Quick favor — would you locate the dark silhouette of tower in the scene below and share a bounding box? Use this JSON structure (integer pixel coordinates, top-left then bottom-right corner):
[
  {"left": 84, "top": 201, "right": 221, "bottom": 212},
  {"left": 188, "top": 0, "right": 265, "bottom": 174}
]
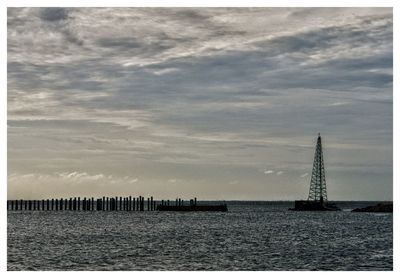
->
[{"left": 307, "top": 133, "right": 328, "bottom": 203}]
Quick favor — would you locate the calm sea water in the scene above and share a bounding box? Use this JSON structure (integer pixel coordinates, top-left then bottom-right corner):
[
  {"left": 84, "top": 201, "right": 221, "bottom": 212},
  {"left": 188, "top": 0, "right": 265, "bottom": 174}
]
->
[{"left": 7, "top": 201, "right": 392, "bottom": 271}]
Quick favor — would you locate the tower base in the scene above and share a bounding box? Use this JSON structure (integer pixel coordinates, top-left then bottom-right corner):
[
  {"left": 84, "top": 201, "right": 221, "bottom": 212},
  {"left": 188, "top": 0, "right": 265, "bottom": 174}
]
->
[{"left": 289, "top": 200, "right": 341, "bottom": 211}]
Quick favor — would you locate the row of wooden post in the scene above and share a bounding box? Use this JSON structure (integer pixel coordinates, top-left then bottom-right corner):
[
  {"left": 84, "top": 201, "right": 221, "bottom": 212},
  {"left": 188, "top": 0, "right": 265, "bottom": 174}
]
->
[
  {"left": 7, "top": 196, "right": 154, "bottom": 211},
  {"left": 7, "top": 196, "right": 198, "bottom": 211}
]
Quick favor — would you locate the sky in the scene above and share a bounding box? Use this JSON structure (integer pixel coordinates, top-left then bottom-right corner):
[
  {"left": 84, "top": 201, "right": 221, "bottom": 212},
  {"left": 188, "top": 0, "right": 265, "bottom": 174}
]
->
[{"left": 7, "top": 8, "right": 393, "bottom": 200}]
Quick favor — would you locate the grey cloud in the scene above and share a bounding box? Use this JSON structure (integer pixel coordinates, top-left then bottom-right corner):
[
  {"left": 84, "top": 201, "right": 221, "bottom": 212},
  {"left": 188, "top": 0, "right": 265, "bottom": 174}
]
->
[
  {"left": 39, "top": 8, "right": 69, "bottom": 22},
  {"left": 7, "top": 8, "right": 393, "bottom": 200}
]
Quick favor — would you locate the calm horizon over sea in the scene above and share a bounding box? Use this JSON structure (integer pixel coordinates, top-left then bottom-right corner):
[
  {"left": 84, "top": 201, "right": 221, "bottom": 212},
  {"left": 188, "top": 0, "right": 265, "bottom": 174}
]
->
[{"left": 7, "top": 201, "right": 392, "bottom": 271}]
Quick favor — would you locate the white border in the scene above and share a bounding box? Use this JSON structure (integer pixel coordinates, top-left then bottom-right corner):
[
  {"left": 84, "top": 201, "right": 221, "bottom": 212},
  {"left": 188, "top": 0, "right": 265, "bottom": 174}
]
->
[{"left": 1, "top": 0, "right": 397, "bottom": 276}]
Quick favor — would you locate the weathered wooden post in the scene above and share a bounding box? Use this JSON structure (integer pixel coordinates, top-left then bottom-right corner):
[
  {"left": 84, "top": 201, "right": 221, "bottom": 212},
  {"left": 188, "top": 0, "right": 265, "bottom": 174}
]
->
[
  {"left": 51, "top": 199, "right": 54, "bottom": 210},
  {"left": 55, "top": 199, "right": 58, "bottom": 210},
  {"left": 132, "top": 197, "right": 135, "bottom": 211},
  {"left": 194, "top": 197, "right": 197, "bottom": 206},
  {"left": 175, "top": 198, "right": 178, "bottom": 206},
  {"left": 91, "top": 197, "right": 94, "bottom": 211},
  {"left": 128, "top": 196, "right": 131, "bottom": 211},
  {"left": 102, "top": 197, "right": 105, "bottom": 211},
  {"left": 141, "top": 196, "right": 145, "bottom": 211},
  {"left": 60, "top": 198, "right": 63, "bottom": 210},
  {"left": 46, "top": 199, "right": 49, "bottom": 211},
  {"left": 77, "top": 197, "right": 80, "bottom": 210},
  {"left": 167, "top": 200, "right": 170, "bottom": 206},
  {"left": 150, "top": 196, "right": 154, "bottom": 211},
  {"left": 96, "top": 198, "right": 100, "bottom": 211},
  {"left": 69, "top": 198, "right": 72, "bottom": 210}
]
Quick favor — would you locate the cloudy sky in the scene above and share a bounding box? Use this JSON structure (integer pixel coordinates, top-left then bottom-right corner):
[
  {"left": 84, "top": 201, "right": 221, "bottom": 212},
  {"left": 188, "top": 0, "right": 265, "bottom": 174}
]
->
[{"left": 8, "top": 8, "right": 392, "bottom": 200}]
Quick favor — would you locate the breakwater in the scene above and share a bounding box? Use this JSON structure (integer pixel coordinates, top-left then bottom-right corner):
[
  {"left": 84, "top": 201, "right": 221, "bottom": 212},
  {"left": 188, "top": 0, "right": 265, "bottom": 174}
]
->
[{"left": 7, "top": 197, "right": 227, "bottom": 212}]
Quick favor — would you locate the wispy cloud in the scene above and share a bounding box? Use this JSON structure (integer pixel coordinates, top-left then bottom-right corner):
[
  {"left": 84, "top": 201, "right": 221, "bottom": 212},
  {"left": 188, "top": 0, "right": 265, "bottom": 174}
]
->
[{"left": 7, "top": 8, "right": 393, "bottom": 200}]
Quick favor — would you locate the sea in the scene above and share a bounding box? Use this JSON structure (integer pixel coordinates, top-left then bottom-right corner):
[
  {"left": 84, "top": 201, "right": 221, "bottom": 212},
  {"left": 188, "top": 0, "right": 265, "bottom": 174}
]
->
[{"left": 7, "top": 201, "right": 393, "bottom": 271}]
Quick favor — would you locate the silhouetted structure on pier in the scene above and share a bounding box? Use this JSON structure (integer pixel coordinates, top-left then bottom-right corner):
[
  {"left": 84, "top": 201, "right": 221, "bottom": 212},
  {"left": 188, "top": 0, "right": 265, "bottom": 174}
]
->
[
  {"left": 291, "top": 134, "right": 340, "bottom": 211},
  {"left": 157, "top": 197, "right": 227, "bottom": 212},
  {"left": 7, "top": 196, "right": 228, "bottom": 212}
]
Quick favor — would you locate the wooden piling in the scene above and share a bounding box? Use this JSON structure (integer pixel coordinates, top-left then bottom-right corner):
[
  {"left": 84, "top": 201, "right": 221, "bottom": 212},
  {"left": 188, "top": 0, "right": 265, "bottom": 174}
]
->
[
  {"left": 129, "top": 196, "right": 132, "bottom": 211},
  {"left": 194, "top": 197, "right": 197, "bottom": 206},
  {"left": 150, "top": 196, "right": 154, "bottom": 211}
]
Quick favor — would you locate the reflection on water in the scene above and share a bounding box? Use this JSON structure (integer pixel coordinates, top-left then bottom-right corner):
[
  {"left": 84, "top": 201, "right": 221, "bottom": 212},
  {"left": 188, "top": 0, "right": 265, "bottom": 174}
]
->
[{"left": 7, "top": 202, "right": 392, "bottom": 270}]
